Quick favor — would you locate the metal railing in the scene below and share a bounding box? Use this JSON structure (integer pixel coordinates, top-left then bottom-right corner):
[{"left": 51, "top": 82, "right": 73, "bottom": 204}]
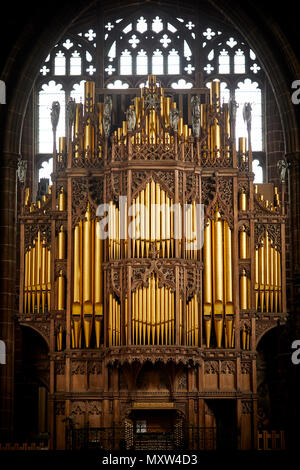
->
[{"left": 66, "top": 425, "right": 237, "bottom": 451}]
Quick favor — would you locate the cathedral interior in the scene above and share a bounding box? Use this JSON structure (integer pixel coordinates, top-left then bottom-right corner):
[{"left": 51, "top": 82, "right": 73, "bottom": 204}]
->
[{"left": 0, "top": 0, "right": 300, "bottom": 453}]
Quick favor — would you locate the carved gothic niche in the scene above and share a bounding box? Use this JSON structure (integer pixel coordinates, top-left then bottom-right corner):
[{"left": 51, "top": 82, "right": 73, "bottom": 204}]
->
[
  {"left": 55, "top": 401, "right": 65, "bottom": 416},
  {"left": 238, "top": 180, "right": 250, "bottom": 197},
  {"left": 106, "top": 172, "right": 121, "bottom": 204},
  {"left": 71, "top": 361, "right": 86, "bottom": 375},
  {"left": 201, "top": 177, "right": 216, "bottom": 208},
  {"left": 242, "top": 400, "right": 253, "bottom": 414},
  {"left": 108, "top": 268, "right": 122, "bottom": 298},
  {"left": 241, "top": 361, "right": 252, "bottom": 374},
  {"left": 24, "top": 224, "right": 51, "bottom": 249},
  {"left": 204, "top": 360, "right": 219, "bottom": 374},
  {"left": 87, "top": 175, "right": 104, "bottom": 208},
  {"left": 55, "top": 361, "right": 66, "bottom": 375},
  {"left": 186, "top": 267, "right": 201, "bottom": 298},
  {"left": 55, "top": 260, "right": 67, "bottom": 279},
  {"left": 176, "top": 370, "right": 188, "bottom": 391},
  {"left": 254, "top": 223, "right": 281, "bottom": 250},
  {"left": 238, "top": 220, "right": 250, "bottom": 234},
  {"left": 131, "top": 260, "right": 176, "bottom": 293},
  {"left": 220, "top": 360, "right": 236, "bottom": 374},
  {"left": 88, "top": 361, "right": 102, "bottom": 375},
  {"left": 202, "top": 176, "right": 233, "bottom": 228},
  {"left": 131, "top": 170, "right": 175, "bottom": 200},
  {"left": 186, "top": 172, "right": 199, "bottom": 203},
  {"left": 239, "top": 262, "right": 251, "bottom": 278},
  {"left": 72, "top": 177, "right": 89, "bottom": 226},
  {"left": 71, "top": 401, "right": 86, "bottom": 416},
  {"left": 87, "top": 401, "right": 102, "bottom": 416},
  {"left": 72, "top": 177, "right": 100, "bottom": 227},
  {"left": 240, "top": 319, "right": 251, "bottom": 330}
]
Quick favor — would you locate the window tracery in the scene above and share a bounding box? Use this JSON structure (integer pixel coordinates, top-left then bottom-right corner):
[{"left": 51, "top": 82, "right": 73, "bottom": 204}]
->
[{"left": 35, "top": 9, "right": 266, "bottom": 182}]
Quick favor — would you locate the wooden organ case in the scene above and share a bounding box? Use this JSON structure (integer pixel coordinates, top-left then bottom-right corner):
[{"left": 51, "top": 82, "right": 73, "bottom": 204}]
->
[{"left": 18, "top": 76, "right": 287, "bottom": 450}]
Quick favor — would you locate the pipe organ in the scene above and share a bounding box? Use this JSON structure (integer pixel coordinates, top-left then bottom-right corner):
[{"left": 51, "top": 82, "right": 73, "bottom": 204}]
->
[{"left": 18, "top": 75, "right": 287, "bottom": 450}]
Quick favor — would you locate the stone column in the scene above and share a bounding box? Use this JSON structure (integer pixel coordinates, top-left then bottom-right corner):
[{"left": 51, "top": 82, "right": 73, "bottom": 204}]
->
[{"left": 0, "top": 151, "right": 18, "bottom": 440}]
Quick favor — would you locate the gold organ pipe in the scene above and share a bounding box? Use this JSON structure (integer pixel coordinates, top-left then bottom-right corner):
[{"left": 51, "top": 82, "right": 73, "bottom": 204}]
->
[
  {"left": 274, "top": 245, "right": 278, "bottom": 313},
  {"left": 132, "top": 290, "right": 135, "bottom": 345},
  {"left": 239, "top": 226, "right": 248, "bottom": 259},
  {"left": 58, "top": 137, "right": 66, "bottom": 154},
  {"left": 94, "top": 220, "right": 103, "bottom": 347},
  {"left": 138, "top": 286, "right": 143, "bottom": 345},
  {"left": 57, "top": 325, "right": 63, "bottom": 352},
  {"left": 24, "top": 250, "right": 28, "bottom": 313},
  {"left": 171, "top": 290, "right": 175, "bottom": 345},
  {"left": 183, "top": 124, "right": 189, "bottom": 143},
  {"left": 239, "top": 137, "right": 247, "bottom": 162},
  {"left": 140, "top": 189, "right": 145, "bottom": 258},
  {"left": 135, "top": 195, "right": 140, "bottom": 258},
  {"left": 36, "top": 231, "right": 41, "bottom": 313},
  {"left": 171, "top": 198, "right": 174, "bottom": 258},
  {"left": 150, "top": 180, "right": 156, "bottom": 244},
  {"left": 57, "top": 270, "right": 65, "bottom": 310},
  {"left": 264, "top": 231, "right": 270, "bottom": 312},
  {"left": 240, "top": 269, "right": 248, "bottom": 310},
  {"left": 164, "top": 97, "right": 170, "bottom": 127},
  {"left": 123, "top": 120, "right": 127, "bottom": 145},
  {"left": 155, "top": 277, "right": 160, "bottom": 344},
  {"left": 165, "top": 285, "right": 169, "bottom": 345},
  {"left": 27, "top": 246, "right": 32, "bottom": 313},
  {"left": 155, "top": 183, "right": 161, "bottom": 253},
  {"left": 125, "top": 297, "right": 128, "bottom": 345},
  {"left": 74, "top": 103, "right": 83, "bottom": 157},
  {"left": 258, "top": 240, "right": 265, "bottom": 311},
  {"left": 142, "top": 284, "right": 147, "bottom": 344},
  {"left": 160, "top": 189, "right": 165, "bottom": 257},
  {"left": 98, "top": 102, "right": 104, "bottom": 138},
  {"left": 57, "top": 225, "right": 66, "bottom": 259},
  {"left": 165, "top": 195, "right": 170, "bottom": 258},
  {"left": 195, "top": 295, "right": 199, "bottom": 346},
  {"left": 213, "top": 207, "right": 224, "bottom": 313},
  {"left": 213, "top": 206, "right": 223, "bottom": 347},
  {"left": 47, "top": 247, "right": 51, "bottom": 312},
  {"left": 108, "top": 293, "right": 113, "bottom": 346},
  {"left": 178, "top": 117, "right": 183, "bottom": 137},
  {"left": 278, "top": 250, "right": 282, "bottom": 311},
  {"left": 72, "top": 222, "right": 82, "bottom": 348},
  {"left": 147, "top": 280, "right": 151, "bottom": 344},
  {"left": 204, "top": 220, "right": 212, "bottom": 347},
  {"left": 151, "top": 275, "right": 155, "bottom": 344},
  {"left": 210, "top": 81, "right": 221, "bottom": 108},
  {"left": 239, "top": 190, "right": 247, "bottom": 211},
  {"left": 145, "top": 182, "right": 150, "bottom": 257},
  {"left": 161, "top": 286, "right": 165, "bottom": 344},
  {"left": 58, "top": 187, "right": 66, "bottom": 211},
  {"left": 31, "top": 241, "right": 36, "bottom": 313},
  {"left": 131, "top": 198, "right": 136, "bottom": 258},
  {"left": 84, "top": 81, "right": 95, "bottom": 158},
  {"left": 269, "top": 243, "right": 274, "bottom": 312},
  {"left": 224, "top": 221, "right": 233, "bottom": 347},
  {"left": 255, "top": 248, "right": 259, "bottom": 310},
  {"left": 242, "top": 324, "right": 247, "bottom": 350}
]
